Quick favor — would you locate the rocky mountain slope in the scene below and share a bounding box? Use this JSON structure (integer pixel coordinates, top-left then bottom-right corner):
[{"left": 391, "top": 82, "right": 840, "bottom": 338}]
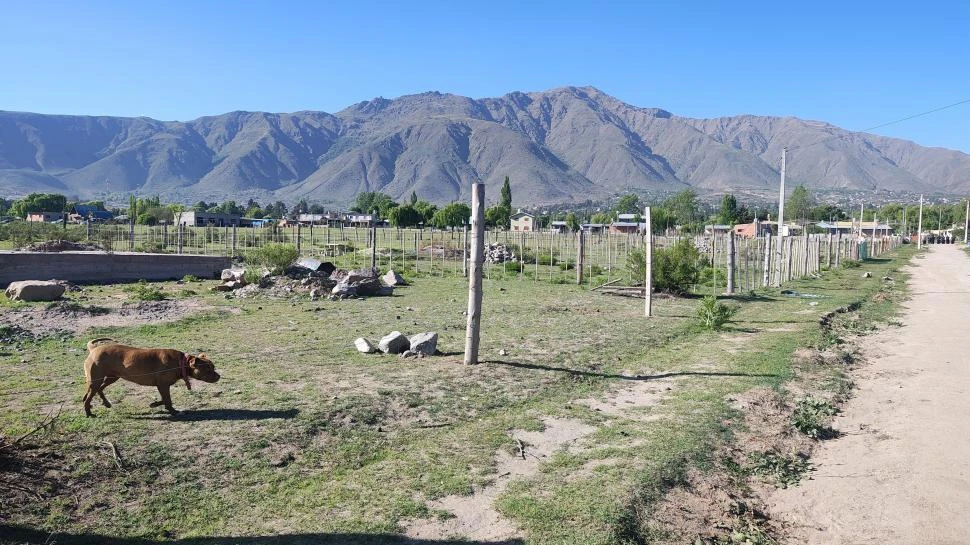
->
[{"left": 2, "top": 86, "right": 968, "bottom": 205}]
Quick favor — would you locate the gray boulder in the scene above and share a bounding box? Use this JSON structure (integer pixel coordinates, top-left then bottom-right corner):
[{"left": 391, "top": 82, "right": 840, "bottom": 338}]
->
[
  {"left": 221, "top": 268, "right": 246, "bottom": 282},
  {"left": 409, "top": 332, "right": 438, "bottom": 356},
  {"left": 382, "top": 270, "right": 406, "bottom": 286},
  {"left": 5, "top": 280, "right": 66, "bottom": 302},
  {"left": 354, "top": 337, "right": 376, "bottom": 354},
  {"left": 379, "top": 331, "right": 410, "bottom": 354},
  {"left": 331, "top": 283, "right": 357, "bottom": 298}
]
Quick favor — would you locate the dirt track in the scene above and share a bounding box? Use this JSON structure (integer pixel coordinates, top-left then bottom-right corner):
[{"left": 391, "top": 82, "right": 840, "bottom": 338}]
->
[{"left": 770, "top": 245, "right": 970, "bottom": 544}]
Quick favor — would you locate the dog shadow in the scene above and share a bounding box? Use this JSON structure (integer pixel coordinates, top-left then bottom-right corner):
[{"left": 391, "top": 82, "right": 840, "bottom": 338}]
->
[{"left": 131, "top": 408, "right": 299, "bottom": 421}]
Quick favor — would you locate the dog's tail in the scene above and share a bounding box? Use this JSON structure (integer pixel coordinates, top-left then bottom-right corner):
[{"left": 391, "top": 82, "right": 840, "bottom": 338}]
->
[{"left": 86, "top": 338, "right": 116, "bottom": 351}]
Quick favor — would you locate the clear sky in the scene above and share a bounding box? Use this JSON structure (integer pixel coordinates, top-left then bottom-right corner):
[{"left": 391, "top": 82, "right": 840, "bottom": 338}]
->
[{"left": 2, "top": 0, "right": 968, "bottom": 151}]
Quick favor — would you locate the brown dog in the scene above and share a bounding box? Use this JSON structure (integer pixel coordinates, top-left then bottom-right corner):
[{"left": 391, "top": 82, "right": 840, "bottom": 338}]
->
[{"left": 82, "top": 338, "right": 220, "bottom": 417}]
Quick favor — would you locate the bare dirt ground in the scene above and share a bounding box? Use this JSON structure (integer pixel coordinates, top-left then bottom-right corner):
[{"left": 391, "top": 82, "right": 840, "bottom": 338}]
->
[
  {"left": 770, "top": 245, "right": 970, "bottom": 544},
  {"left": 0, "top": 298, "right": 215, "bottom": 338}
]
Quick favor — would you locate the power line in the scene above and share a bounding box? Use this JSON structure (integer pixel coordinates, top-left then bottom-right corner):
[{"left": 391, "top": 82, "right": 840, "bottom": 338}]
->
[{"left": 789, "top": 97, "right": 970, "bottom": 152}]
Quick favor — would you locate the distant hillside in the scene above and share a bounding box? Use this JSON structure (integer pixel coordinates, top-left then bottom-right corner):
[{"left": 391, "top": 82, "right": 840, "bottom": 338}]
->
[{"left": 3, "top": 87, "right": 969, "bottom": 206}]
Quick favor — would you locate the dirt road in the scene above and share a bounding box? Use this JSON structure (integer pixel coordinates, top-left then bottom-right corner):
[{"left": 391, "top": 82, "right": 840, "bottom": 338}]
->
[{"left": 770, "top": 245, "right": 970, "bottom": 544}]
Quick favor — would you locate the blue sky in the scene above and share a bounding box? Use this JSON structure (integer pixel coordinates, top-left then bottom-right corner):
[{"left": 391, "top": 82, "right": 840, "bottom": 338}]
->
[{"left": 2, "top": 0, "right": 968, "bottom": 151}]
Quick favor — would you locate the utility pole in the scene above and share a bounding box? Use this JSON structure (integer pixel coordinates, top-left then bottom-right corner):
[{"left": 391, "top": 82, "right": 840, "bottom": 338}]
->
[
  {"left": 859, "top": 203, "right": 865, "bottom": 238},
  {"left": 917, "top": 195, "right": 924, "bottom": 249},
  {"left": 464, "top": 183, "right": 485, "bottom": 365},
  {"left": 774, "top": 147, "right": 787, "bottom": 287}
]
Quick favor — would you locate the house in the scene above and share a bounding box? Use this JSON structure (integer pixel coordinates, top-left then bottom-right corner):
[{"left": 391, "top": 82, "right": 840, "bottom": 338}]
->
[
  {"left": 816, "top": 221, "right": 894, "bottom": 237},
  {"left": 581, "top": 223, "right": 605, "bottom": 234},
  {"left": 549, "top": 221, "right": 569, "bottom": 233},
  {"left": 27, "top": 212, "right": 64, "bottom": 223},
  {"left": 733, "top": 220, "right": 774, "bottom": 239},
  {"left": 704, "top": 224, "right": 733, "bottom": 235},
  {"left": 298, "top": 213, "right": 345, "bottom": 226},
  {"left": 346, "top": 214, "right": 379, "bottom": 228},
  {"left": 177, "top": 211, "right": 244, "bottom": 227},
  {"left": 616, "top": 213, "right": 639, "bottom": 222},
  {"left": 510, "top": 211, "right": 536, "bottom": 232},
  {"left": 71, "top": 205, "right": 114, "bottom": 223},
  {"left": 609, "top": 221, "right": 642, "bottom": 234}
]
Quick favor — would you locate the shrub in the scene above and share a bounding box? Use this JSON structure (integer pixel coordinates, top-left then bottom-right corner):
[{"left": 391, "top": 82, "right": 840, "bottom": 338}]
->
[
  {"left": 791, "top": 397, "right": 839, "bottom": 439},
  {"left": 135, "top": 241, "right": 166, "bottom": 253},
  {"left": 695, "top": 295, "right": 736, "bottom": 331},
  {"left": 841, "top": 259, "right": 861, "bottom": 268},
  {"left": 698, "top": 266, "right": 727, "bottom": 289},
  {"left": 181, "top": 274, "right": 201, "bottom": 283},
  {"left": 123, "top": 280, "right": 166, "bottom": 301},
  {"left": 627, "top": 239, "right": 704, "bottom": 294},
  {"left": 748, "top": 451, "right": 811, "bottom": 488},
  {"left": 244, "top": 243, "right": 299, "bottom": 275},
  {"left": 536, "top": 254, "right": 558, "bottom": 266},
  {"left": 504, "top": 261, "right": 522, "bottom": 274}
]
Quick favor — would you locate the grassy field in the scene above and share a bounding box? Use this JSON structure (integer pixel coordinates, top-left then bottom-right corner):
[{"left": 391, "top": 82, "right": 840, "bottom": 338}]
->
[{"left": 0, "top": 245, "right": 915, "bottom": 544}]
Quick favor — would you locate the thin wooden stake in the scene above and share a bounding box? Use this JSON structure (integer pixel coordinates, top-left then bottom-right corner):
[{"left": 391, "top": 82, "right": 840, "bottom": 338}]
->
[{"left": 645, "top": 207, "right": 653, "bottom": 317}]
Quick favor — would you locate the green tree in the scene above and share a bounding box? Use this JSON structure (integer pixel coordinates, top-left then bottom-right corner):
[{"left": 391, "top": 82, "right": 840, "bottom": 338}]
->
[
  {"left": 351, "top": 192, "right": 398, "bottom": 216},
  {"left": 718, "top": 194, "right": 740, "bottom": 225},
  {"left": 786, "top": 185, "right": 813, "bottom": 222},
  {"left": 565, "top": 212, "right": 580, "bottom": 232},
  {"left": 614, "top": 194, "right": 640, "bottom": 215},
  {"left": 431, "top": 203, "right": 472, "bottom": 229},
  {"left": 485, "top": 205, "right": 511, "bottom": 229},
  {"left": 500, "top": 176, "right": 512, "bottom": 209},
  {"left": 413, "top": 200, "right": 438, "bottom": 223},
  {"left": 10, "top": 193, "right": 68, "bottom": 218},
  {"left": 387, "top": 205, "right": 424, "bottom": 227},
  {"left": 664, "top": 189, "right": 699, "bottom": 229},
  {"left": 410, "top": 191, "right": 418, "bottom": 205}
]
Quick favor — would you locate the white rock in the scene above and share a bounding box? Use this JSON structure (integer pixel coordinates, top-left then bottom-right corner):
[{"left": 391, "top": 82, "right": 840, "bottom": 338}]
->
[
  {"left": 409, "top": 332, "right": 438, "bottom": 356},
  {"left": 379, "top": 331, "right": 410, "bottom": 354},
  {"left": 354, "top": 337, "right": 376, "bottom": 354}
]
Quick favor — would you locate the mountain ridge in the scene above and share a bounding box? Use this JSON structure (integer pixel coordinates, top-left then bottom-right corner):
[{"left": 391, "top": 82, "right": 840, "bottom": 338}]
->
[{"left": 2, "top": 86, "right": 968, "bottom": 206}]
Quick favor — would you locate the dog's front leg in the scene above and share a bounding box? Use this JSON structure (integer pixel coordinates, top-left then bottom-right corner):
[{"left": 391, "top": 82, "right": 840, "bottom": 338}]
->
[{"left": 155, "top": 384, "right": 178, "bottom": 415}]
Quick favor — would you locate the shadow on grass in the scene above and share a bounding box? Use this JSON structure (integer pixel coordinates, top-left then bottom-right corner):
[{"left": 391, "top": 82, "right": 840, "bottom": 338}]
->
[
  {"left": 0, "top": 526, "right": 524, "bottom": 545},
  {"left": 487, "top": 360, "right": 777, "bottom": 380},
  {"left": 129, "top": 408, "right": 299, "bottom": 421}
]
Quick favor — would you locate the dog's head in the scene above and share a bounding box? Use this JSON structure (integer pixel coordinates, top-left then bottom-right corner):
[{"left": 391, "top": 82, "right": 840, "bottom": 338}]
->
[{"left": 188, "top": 353, "right": 220, "bottom": 383}]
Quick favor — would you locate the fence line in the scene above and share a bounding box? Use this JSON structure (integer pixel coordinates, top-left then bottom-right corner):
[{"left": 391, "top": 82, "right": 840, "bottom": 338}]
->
[{"left": 6, "top": 222, "right": 905, "bottom": 289}]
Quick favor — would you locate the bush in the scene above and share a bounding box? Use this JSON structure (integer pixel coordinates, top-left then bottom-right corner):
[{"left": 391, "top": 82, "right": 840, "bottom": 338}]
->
[
  {"left": 536, "top": 254, "right": 558, "bottom": 266},
  {"left": 698, "top": 266, "right": 727, "bottom": 289},
  {"left": 123, "top": 280, "right": 166, "bottom": 301},
  {"left": 504, "top": 261, "right": 522, "bottom": 274},
  {"left": 695, "top": 295, "right": 736, "bottom": 331},
  {"left": 627, "top": 239, "right": 704, "bottom": 294},
  {"left": 181, "top": 275, "right": 201, "bottom": 283},
  {"left": 791, "top": 397, "right": 839, "bottom": 439},
  {"left": 841, "top": 259, "right": 861, "bottom": 268},
  {"left": 244, "top": 243, "right": 299, "bottom": 275},
  {"left": 135, "top": 241, "right": 166, "bottom": 253}
]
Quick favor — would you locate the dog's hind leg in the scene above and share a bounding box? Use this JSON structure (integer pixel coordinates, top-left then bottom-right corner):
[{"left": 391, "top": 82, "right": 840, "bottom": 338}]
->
[
  {"left": 82, "top": 383, "right": 97, "bottom": 417},
  {"left": 96, "top": 376, "right": 119, "bottom": 408}
]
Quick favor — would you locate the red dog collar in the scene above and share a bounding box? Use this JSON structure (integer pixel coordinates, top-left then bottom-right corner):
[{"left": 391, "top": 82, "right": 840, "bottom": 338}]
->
[{"left": 179, "top": 354, "right": 192, "bottom": 390}]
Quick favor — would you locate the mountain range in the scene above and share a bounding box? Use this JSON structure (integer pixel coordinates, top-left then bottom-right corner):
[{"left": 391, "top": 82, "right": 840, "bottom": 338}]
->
[{"left": 2, "top": 86, "right": 969, "bottom": 207}]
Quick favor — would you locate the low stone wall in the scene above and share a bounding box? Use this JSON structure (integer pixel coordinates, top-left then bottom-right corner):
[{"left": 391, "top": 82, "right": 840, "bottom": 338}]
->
[{"left": 0, "top": 251, "right": 231, "bottom": 286}]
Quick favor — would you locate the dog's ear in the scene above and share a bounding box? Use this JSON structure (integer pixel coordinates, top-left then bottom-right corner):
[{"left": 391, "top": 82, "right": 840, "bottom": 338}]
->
[{"left": 198, "top": 352, "right": 208, "bottom": 360}]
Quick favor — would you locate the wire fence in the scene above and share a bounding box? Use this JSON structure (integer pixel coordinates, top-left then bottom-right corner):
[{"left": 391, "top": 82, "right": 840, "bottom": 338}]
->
[{"left": 4, "top": 222, "right": 905, "bottom": 289}]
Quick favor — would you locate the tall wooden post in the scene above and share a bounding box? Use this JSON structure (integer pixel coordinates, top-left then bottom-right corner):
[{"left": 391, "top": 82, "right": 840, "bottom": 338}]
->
[
  {"left": 232, "top": 225, "right": 237, "bottom": 255},
  {"left": 917, "top": 194, "right": 924, "bottom": 249},
  {"left": 964, "top": 199, "right": 969, "bottom": 244},
  {"left": 370, "top": 214, "right": 378, "bottom": 270},
  {"left": 177, "top": 223, "right": 184, "bottom": 254},
  {"left": 762, "top": 233, "right": 772, "bottom": 288},
  {"left": 128, "top": 221, "right": 135, "bottom": 251},
  {"left": 296, "top": 224, "right": 302, "bottom": 254},
  {"left": 645, "top": 207, "right": 653, "bottom": 317},
  {"left": 464, "top": 183, "right": 485, "bottom": 366},
  {"left": 726, "top": 231, "right": 736, "bottom": 294},
  {"left": 801, "top": 231, "right": 809, "bottom": 278},
  {"left": 576, "top": 230, "right": 585, "bottom": 285}
]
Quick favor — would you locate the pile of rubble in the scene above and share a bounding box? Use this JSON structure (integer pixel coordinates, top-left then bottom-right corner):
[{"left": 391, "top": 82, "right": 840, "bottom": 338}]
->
[
  {"left": 213, "top": 260, "right": 406, "bottom": 301},
  {"left": 22, "top": 240, "right": 102, "bottom": 252},
  {"left": 355, "top": 331, "right": 438, "bottom": 359},
  {"left": 485, "top": 243, "right": 517, "bottom": 264}
]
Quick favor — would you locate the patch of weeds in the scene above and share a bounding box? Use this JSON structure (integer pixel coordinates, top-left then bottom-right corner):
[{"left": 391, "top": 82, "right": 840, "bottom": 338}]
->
[
  {"left": 712, "top": 518, "right": 777, "bottom": 545},
  {"left": 748, "top": 451, "right": 810, "bottom": 488},
  {"left": 245, "top": 243, "right": 299, "bottom": 274},
  {"left": 46, "top": 301, "right": 110, "bottom": 315},
  {"left": 122, "top": 280, "right": 166, "bottom": 301},
  {"left": 177, "top": 289, "right": 198, "bottom": 297},
  {"left": 696, "top": 296, "right": 737, "bottom": 331},
  {"left": 181, "top": 274, "right": 202, "bottom": 283},
  {"left": 791, "top": 397, "right": 839, "bottom": 439},
  {"left": 841, "top": 259, "right": 861, "bottom": 268}
]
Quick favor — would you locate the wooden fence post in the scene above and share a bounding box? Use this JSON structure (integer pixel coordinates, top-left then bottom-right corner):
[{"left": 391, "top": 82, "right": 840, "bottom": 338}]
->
[
  {"left": 645, "top": 207, "right": 653, "bottom": 317},
  {"left": 762, "top": 233, "right": 772, "bottom": 288},
  {"left": 785, "top": 236, "right": 794, "bottom": 283},
  {"left": 177, "top": 223, "right": 184, "bottom": 254},
  {"left": 727, "top": 231, "right": 736, "bottom": 294},
  {"left": 462, "top": 220, "right": 469, "bottom": 277},
  {"left": 464, "top": 183, "right": 486, "bottom": 365},
  {"left": 576, "top": 230, "right": 585, "bottom": 285}
]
